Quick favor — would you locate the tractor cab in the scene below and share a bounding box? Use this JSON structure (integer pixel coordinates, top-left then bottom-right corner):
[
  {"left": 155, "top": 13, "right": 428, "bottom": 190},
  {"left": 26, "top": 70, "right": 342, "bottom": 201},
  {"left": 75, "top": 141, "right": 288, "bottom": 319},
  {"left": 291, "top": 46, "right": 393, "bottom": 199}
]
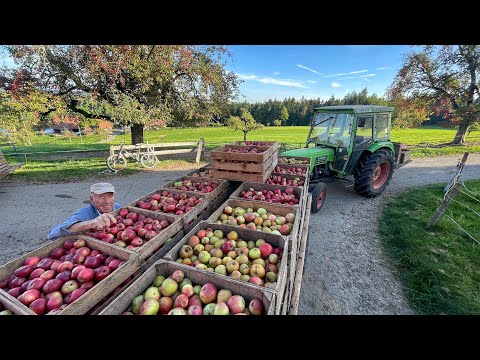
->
[{"left": 282, "top": 105, "right": 410, "bottom": 213}]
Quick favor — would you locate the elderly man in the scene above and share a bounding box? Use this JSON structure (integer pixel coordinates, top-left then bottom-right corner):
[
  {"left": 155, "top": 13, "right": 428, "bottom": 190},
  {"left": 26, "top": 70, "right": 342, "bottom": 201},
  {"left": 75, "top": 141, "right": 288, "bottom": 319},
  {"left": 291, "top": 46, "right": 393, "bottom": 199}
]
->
[{"left": 47, "top": 182, "right": 122, "bottom": 240}]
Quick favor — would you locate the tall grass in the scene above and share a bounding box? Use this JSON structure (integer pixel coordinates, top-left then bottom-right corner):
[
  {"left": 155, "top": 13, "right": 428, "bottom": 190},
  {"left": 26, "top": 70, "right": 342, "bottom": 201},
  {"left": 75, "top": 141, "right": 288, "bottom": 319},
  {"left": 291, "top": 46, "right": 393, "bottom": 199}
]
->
[{"left": 379, "top": 180, "right": 480, "bottom": 314}]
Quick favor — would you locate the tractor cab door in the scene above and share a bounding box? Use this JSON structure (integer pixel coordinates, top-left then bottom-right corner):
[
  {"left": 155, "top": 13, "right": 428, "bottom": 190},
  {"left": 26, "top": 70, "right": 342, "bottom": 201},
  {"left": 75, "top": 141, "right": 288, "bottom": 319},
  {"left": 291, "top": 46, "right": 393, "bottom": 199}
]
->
[
  {"left": 344, "top": 115, "right": 374, "bottom": 174},
  {"left": 330, "top": 114, "right": 354, "bottom": 172}
]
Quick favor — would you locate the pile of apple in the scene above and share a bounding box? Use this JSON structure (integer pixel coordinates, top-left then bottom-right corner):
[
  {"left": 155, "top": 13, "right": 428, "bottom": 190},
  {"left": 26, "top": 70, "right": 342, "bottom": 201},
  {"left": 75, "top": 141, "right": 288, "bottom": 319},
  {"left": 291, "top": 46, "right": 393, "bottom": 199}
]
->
[
  {"left": 171, "top": 179, "right": 218, "bottom": 193},
  {"left": 121, "top": 269, "right": 264, "bottom": 315},
  {"left": 191, "top": 169, "right": 213, "bottom": 178},
  {"left": 214, "top": 206, "right": 296, "bottom": 236},
  {"left": 174, "top": 227, "right": 283, "bottom": 288},
  {"left": 0, "top": 238, "right": 125, "bottom": 315},
  {"left": 266, "top": 175, "right": 305, "bottom": 187},
  {"left": 135, "top": 190, "right": 203, "bottom": 216},
  {"left": 85, "top": 208, "right": 172, "bottom": 250},
  {"left": 238, "top": 141, "right": 273, "bottom": 147},
  {"left": 279, "top": 157, "right": 309, "bottom": 165},
  {"left": 238, "top": 187, "right": 299, "bottom": 205},
  {"left": 273, "top": 165, "right": 307, "bottom": 175},
  {"left": 223, "top": 146, "right": 264, "bottom": 153}
]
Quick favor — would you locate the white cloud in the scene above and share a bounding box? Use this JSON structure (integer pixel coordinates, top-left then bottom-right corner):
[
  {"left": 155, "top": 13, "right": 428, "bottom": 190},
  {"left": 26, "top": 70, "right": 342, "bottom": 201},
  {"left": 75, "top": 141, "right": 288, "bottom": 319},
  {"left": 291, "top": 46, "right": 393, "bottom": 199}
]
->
[
  {"left": 325, "top": 69, "right": 368, "bottom": 78},
  {"left": 375, "top": 67, "right": 392, "bottom": 70},
  {"left": 307, "top": 80, "right": 317, "bottom": 83},
  {"left": 236, "top": 73, "right": 307, "bottom": 88},
  {"left": 297, "top": 64, "right": 323, "bottom": 75},
  {"left": 359, "top": 74, "right": 376, "bottom": 77},
  {"left": 273, "top": 71, "right": 280, "bottom": 76},
  {"left": 337, "top": 76, "right": 357, "bottom": 80},
  {"left": 331, "top": 82, "right": 342, "bottom": 88}
]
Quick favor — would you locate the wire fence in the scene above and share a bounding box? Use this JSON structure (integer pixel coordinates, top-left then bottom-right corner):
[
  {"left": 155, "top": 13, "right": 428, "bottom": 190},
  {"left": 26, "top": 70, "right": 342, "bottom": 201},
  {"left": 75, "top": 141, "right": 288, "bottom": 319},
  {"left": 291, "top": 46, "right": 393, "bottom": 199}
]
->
[{"left": 428, "top": 152, "right": 480, "bottom": 244}]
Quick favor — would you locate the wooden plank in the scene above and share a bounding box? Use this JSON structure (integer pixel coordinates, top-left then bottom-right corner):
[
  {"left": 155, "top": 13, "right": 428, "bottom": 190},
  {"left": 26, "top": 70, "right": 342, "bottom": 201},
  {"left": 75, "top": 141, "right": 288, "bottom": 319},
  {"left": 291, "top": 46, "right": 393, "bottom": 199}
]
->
[
  {"left": 99, "top": 259, "right": 275, "bottom": 315},
  {"left": 107, "top": 206, "right": 183, "bottom": 261},
  {"left": 196, "top": 138, "right": 205, "bottom": 164},
  {"left": 153, "top": 149, "right": 196, "bottom": 156},
  {"left": 0, "top": 234, "right": 140, "bottom": 315},
  {"left": 163, "top": 221, "right": 288, "bottom": 296},
  {"left": 208, "top": 198, "right": 300, "bottom": 242}
]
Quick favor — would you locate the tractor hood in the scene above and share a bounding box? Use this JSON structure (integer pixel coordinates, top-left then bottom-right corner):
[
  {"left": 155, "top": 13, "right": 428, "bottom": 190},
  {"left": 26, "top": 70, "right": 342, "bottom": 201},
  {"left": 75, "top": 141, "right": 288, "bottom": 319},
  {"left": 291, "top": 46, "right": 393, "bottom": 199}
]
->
[{"left": 281, "top": 147, "right": 335, "bottom": 170}]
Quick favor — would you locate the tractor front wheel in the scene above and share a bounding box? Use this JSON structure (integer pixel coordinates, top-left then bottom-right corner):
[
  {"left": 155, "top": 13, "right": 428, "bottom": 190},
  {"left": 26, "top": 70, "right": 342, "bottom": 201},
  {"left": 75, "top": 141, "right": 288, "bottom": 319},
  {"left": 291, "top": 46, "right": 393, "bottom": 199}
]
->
[
  {"left": 311, "top": 182, "right": 327, "bottom": 213},
  {"left": 354, "top": 150, "right": 395, "bottom": 197}
]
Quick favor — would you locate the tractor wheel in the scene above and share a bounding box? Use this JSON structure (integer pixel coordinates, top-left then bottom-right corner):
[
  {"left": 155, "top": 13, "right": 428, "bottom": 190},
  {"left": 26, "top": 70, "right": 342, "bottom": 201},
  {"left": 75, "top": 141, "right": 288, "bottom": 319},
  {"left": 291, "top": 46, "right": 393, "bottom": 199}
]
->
[
  {"left": 311, "top": 182, "right": 327, "bottom": 213},
  {"left": 354, "top": 149, "right": 395, "bottom": 197}
]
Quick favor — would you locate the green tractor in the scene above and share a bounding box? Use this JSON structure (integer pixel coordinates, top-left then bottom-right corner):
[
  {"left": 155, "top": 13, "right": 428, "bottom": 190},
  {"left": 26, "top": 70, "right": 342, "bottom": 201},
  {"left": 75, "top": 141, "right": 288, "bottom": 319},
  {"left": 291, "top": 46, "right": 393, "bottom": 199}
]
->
[{"left": 281, "top": 105, "right": 411, "bottom": 213}]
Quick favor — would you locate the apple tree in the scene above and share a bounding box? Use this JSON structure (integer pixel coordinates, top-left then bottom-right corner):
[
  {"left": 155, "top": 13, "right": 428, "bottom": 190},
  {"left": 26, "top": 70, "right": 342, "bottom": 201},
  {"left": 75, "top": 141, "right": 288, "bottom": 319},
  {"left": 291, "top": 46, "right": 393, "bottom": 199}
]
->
[
  {"left": 388, "top": 45, "right": 480, "bottom": 144},
  {"left": 226, "top": 108, "right": 263, "bottom": 141},
  {"left": 0, "top": 45, "right": 240, "bottom": 144}
]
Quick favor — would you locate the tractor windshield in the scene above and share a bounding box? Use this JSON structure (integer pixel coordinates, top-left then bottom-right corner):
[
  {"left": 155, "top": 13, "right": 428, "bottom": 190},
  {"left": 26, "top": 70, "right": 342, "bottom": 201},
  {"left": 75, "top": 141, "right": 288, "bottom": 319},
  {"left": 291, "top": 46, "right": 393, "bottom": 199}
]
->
[{"left": 309, "top": 112, "right": 353, "bottom": 147}]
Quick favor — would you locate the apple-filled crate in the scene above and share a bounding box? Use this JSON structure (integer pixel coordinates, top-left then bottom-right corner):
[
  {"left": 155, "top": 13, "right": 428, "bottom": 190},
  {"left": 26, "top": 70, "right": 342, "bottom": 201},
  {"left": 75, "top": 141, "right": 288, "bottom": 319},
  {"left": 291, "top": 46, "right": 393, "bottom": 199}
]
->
[
  {"left": 265, "top": 172, "right": 307, "bottom": 189},
  {"left": 164, "top": 221, "right": 288, "bottom": 312},
  {"left": 128, "top": 188, "right": 209, "bottom": 230},
  {"left": 0, "top": 235, "right": 140, "bottom": 315},
  {"left": 272, "top": 163, "right": 310, "bottom": 177},
  {"left": 207, "top": 198, "right": 300, "bottom": 241},
  {"left": 209, "top": 142, "right": 278, "bottom": 183},
  {"left": 278, "top": 155, "right": 312, "bottom": 168},
  {"left": 99, "top": 259, "right": 274, "bottom": 315},
  {"left": 162, "top": 176, "right": 229, "bottom": 202},
  {"left": 86, "top": 206, "right": 183, "bottom": 262},
  {"left": 229, "top": 181, "right": 304, "bottom": 209},
  {"left": 186, "top": 166, "right": 214, "bottom": 179}
]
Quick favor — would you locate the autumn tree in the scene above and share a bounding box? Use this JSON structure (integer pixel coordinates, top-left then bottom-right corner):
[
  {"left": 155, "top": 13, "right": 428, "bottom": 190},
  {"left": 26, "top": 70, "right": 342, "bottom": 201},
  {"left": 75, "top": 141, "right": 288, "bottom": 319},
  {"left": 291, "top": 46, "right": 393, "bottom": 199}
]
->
[
  {"left": 0, "top": 45, "right": 240, "bottom": 144},
  {"left": 226, "top": 108, "right": 263, "bottom": 141},
  {"left": 388, "top": 45, "right": 480, "bottom": 144}
]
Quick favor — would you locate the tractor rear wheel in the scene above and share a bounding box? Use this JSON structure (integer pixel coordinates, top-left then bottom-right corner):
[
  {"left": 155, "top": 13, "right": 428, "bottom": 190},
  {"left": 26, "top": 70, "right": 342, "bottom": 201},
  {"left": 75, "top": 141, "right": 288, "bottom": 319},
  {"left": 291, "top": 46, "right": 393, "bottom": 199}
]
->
[
  {"left": 311, "top": 182, "right": 327, "bottom": 213},
  {"left": 354, "top": 150, "right": 395, "bottom": 197}
]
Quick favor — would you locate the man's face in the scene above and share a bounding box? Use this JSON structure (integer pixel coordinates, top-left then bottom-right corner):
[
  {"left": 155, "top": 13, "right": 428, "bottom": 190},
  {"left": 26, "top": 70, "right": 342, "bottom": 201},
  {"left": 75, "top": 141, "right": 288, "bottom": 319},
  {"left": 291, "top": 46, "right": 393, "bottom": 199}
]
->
[{"left": 89, "top": 192, "right": 115, "bottom": 213}]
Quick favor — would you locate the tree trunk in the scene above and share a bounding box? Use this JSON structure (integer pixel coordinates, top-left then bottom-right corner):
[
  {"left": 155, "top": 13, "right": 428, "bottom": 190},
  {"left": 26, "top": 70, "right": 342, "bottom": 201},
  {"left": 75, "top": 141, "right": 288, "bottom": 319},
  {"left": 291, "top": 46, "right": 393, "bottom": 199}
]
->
[
  {"left": 243, "top": 131, "right": 247, "bottom": 141},
  {"left": 131, "top": 124, "right": 144, "bottom": 144},
  {"left": 451, "top": 124, "right": 470, "bottom": 145}
]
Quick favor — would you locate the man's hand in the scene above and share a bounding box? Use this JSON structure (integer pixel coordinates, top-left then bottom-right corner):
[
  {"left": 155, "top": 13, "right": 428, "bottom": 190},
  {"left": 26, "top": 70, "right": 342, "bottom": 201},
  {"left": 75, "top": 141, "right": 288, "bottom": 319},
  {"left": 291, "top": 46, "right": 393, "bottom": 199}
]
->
[{"left": 88, "top": 213, "right": 117, "bottom": 230}]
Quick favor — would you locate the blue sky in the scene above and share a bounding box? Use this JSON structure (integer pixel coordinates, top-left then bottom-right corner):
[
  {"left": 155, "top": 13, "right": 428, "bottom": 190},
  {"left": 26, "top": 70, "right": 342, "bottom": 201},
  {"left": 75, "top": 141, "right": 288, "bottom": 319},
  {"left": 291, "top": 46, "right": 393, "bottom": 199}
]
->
[{"left": 226, "top": 45, "right": 413, "bottom": 103}]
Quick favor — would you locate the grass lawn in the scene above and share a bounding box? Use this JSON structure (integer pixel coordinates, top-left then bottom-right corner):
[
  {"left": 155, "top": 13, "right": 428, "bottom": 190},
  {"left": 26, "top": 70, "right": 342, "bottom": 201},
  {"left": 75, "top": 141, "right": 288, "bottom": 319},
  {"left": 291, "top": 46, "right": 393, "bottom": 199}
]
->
[{"left": 379, "top": 180, "right": 480, "bottom": 314}]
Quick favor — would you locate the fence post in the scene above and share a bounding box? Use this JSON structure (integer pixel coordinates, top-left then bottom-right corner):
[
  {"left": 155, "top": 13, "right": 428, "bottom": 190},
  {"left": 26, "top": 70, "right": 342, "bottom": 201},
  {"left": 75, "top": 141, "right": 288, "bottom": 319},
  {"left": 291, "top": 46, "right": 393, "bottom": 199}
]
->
[
  {"left": 196, "top": 138, "right": 205, "bottom": 163},
  {"left": 427, "top": 152, "right": 469, "bottom": 228}
]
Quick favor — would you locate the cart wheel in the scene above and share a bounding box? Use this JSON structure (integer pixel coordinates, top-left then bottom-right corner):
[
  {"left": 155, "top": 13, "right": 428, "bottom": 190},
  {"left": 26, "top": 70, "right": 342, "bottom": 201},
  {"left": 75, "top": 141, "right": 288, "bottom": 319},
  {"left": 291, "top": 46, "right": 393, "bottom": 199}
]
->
[{"left": 311, "top": 182, "right": 327, "bottom": 213}]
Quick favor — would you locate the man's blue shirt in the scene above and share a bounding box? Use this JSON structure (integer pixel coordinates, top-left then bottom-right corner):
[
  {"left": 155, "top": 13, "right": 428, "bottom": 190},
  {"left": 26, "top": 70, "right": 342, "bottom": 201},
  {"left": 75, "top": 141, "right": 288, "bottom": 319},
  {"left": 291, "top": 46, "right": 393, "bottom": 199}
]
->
[{"left": 47, "top": 203, "right": 122, "bottom": 240}]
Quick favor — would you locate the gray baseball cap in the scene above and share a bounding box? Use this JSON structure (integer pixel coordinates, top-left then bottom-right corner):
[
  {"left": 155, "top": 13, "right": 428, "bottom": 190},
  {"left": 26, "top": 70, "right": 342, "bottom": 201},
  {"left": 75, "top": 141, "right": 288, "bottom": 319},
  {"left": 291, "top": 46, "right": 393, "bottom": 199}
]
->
[{"left": 90, "top": 182, "right": 116, "bottom": 194}]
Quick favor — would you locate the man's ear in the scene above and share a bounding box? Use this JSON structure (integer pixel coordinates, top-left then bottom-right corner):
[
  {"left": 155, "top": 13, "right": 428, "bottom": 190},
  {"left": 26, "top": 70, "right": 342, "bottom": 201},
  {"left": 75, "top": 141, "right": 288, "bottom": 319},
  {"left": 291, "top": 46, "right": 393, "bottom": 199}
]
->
[{"left": 89, "top": 194, "right": 94, "bottom": 203}]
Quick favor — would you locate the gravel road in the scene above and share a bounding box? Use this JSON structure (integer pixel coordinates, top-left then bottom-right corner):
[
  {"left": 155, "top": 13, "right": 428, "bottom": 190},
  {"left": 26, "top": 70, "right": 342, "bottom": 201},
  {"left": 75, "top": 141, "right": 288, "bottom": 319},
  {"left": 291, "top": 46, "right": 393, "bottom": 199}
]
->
[{"left": 1, "top": 154, "right": 479, "bottom": 314}]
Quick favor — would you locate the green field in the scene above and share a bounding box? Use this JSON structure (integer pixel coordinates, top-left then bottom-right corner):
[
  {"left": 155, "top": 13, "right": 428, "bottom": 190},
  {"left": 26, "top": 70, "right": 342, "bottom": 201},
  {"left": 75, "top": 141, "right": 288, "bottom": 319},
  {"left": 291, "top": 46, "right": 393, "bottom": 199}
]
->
[
  {"left": 1, "top": 125, "right": 479, "bottom": 182},
  {"left": 2, "top": 125, "right": 479, "bottom": 155},
  {"left": 379, "top": 180, "right": 480, "bottom": 314}
]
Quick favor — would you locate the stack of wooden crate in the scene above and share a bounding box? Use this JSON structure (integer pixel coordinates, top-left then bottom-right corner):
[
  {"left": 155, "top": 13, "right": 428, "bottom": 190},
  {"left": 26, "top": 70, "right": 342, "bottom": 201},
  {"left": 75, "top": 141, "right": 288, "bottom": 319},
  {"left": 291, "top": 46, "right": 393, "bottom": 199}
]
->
[{"left": 210, "top": 141, "right": 278, "bottom": 182}]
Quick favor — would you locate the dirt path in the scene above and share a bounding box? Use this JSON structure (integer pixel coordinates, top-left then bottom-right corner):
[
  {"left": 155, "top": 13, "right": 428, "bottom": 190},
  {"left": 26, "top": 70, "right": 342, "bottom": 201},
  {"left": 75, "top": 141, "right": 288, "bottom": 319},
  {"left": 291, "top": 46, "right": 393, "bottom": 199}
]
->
[{"left": 0, "top": 154, "right": 479, "bottom": 314}]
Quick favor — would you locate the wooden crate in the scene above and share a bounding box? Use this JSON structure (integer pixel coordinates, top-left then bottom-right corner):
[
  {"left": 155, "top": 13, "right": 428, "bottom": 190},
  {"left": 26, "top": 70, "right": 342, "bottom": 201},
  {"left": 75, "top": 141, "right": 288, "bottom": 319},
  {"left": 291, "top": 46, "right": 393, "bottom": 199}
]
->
[
  {"left": 278, "top": 155, "right": 312, "bottom": 168},
  {"left": 229, "top": 181, "right": 303, "bottom": 209},
  {"left": 207, "top": 198, "right": 300, "bottom": 242},
  {"left": 210, "top": 143, "right": 278, "bottom": 183},
  {"left": 266, "top": 173, "right": 308, "bottom": 189},
  {"left": 0, "top": 234, "right": 140, "bottom": 315},
  {"left": 109, "top": 206, "right": 183, "bottom": 262},
  {"left": 162, "top": 176, "right": 229, "bottom": 203},
  {"left": 128, "top": 188, "right": 209, "bottom": 231},
  {"left": 99, "top": 259, "right": 275, "bottom": 315},
  {"left": 233, "top": 141, "right": 277, "bottom": 147},
  {"left": 185, "top": 166, "right": 214, "bottom": 178},
  {"left": 164, "top": 221, "right": 288, "bottom": 303},
  {"left": 272, "top": 163, "right": 310, "bottom": 177}
]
